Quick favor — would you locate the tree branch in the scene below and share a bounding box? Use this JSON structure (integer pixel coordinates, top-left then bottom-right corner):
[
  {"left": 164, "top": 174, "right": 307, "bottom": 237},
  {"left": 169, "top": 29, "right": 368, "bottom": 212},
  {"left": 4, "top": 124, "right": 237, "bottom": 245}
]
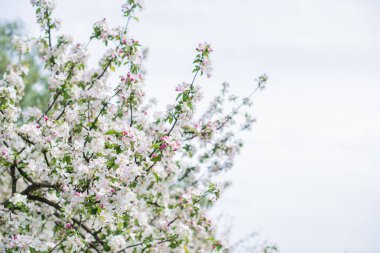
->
[
  {"left": 21, "top": 182, "right": 59, "bottom": 196},
  {"left": 10, "top": 164, "right": 16, "bottom": 195},
  {"left": 26, "top": 195, "right": 104, "bottom": 246},
  {"left": 129, "top": 104, "right": 133, "bottom": 127}
]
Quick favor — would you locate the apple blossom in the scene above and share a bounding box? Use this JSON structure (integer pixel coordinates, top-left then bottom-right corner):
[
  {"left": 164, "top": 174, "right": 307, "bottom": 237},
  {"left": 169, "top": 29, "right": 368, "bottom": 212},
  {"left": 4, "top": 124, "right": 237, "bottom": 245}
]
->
[{"left": 0, "top": 0, "right": 269, "bottom": 252}]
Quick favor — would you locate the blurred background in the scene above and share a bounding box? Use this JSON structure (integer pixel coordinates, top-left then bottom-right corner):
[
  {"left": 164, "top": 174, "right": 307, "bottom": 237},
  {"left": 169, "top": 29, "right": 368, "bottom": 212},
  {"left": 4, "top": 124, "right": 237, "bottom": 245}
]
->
[{"left": 1, "top": 0, "right": 380, "bottom": 252}]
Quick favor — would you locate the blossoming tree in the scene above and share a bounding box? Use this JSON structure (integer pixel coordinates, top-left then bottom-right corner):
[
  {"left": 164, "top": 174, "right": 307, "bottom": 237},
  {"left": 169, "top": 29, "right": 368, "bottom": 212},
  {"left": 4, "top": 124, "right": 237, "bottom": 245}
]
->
[{"left": 0, "top": 0, "right": 268, "bottom": 252}]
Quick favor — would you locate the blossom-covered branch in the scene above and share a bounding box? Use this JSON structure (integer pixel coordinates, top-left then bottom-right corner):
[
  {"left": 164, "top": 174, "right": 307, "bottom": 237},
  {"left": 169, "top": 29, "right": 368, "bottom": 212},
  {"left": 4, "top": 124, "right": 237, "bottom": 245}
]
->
[{"left": 0, "top": 0, "right": 270, "bottom": 252}]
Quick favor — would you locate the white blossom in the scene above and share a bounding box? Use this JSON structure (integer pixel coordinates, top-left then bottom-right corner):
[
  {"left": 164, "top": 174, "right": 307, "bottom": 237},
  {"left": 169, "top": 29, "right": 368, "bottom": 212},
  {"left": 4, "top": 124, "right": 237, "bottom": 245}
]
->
[
  {"left": 10, "top": 194, "right": 27, "bottom": 206},
  {"left": 0, "top": 1, "right": 267, "bottom": 252}
]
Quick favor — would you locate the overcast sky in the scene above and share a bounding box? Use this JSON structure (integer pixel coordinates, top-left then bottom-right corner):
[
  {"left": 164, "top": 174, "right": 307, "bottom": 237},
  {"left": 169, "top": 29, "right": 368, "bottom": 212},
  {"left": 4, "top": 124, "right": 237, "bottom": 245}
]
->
[{"left": 1, "top": 0, "right": 380, "bottom": 252}]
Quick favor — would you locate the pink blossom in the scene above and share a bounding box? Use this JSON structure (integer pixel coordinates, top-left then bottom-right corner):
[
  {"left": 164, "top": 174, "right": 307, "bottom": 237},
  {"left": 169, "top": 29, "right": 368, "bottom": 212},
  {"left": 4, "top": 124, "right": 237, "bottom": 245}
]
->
[
  {"left": 1, "top": 148, "right": 8, "bottom": 156},
  {"left": 160, "top": 136, "right": 169, "bottom": 142},
  {"left": 171, "top": 140, "right": 181, "bottom": 151}
]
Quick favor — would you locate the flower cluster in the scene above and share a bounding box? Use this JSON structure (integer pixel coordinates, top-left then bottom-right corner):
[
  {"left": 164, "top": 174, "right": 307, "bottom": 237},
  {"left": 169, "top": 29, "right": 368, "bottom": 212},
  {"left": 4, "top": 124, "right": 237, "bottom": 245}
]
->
[
  {"left": 12, "top": 35, "right": 30, "bottom": 55},
  {"left": 0, "top": 1, "right": 268, "bottom": 252},
  {"left": 194, "top": 42, "right": 213, "bottom": 78}
]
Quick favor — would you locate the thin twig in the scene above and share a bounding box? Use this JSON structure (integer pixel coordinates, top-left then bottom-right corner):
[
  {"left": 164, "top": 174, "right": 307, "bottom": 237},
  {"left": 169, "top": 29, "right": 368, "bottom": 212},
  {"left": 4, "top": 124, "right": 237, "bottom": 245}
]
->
[{"left": 10, "top": 165, "right": 16, "bottom": 195}]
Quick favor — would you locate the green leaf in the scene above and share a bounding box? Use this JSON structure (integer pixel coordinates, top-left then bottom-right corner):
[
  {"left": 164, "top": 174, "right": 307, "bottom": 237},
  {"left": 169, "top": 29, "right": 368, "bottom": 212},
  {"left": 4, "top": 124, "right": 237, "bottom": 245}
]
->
[
  {"left": 153, "top": 172, "right": 160, "bottom": 183},
  {"left": 150, "top": 143, "right": 160, "bottom": 149},
  {"left": 105, "top": 130, "right": 119, "bottom": 135},
  {"left": 103, "top": 243, "right": 111, "bottom": 252},
  {"left": 151, "top": 155, "right": 162, "bottom": 162}
]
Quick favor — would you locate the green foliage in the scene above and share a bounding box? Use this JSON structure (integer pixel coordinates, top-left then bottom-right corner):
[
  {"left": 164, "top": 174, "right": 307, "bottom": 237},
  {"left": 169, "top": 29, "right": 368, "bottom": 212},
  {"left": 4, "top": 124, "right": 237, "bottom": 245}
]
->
[{"left": 0, "top": 21, "right": 49, "bottom": 110}]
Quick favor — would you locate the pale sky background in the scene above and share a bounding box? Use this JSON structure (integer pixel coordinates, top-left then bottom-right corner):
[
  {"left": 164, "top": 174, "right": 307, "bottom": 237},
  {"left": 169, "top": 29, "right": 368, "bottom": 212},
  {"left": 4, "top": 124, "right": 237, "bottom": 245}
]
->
[{"left": 1, "top": 1, "right": 380, "bottom": 253}]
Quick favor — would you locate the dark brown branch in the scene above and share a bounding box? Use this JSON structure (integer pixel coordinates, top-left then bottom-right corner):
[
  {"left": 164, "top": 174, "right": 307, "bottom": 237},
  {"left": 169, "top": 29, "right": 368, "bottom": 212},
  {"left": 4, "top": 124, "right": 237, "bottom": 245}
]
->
[
  {"left": 26, "top": 195, "right": 103, "bottom": 246},
  {"left": 27, "top": 195, "right": 62, "bottom": 210},
  {"left": 167, "top": 117, "right": 178, "bottom": 136},
  {"left": 37, "top": 90, "right": 62, "bottom": 123},
  {"left": 55, "top": 104, "right": 67, "bottom": 121},
  {"left": 146, "top": 201, "right": 161, "bottom": 208},
  {"left": 77, "top": 232, "right": 100, "bottom": 252},
  {"left": 18, "top": 133, "right": 35, "bottom": 145},
  {"left": 167, "top": 217, "right": 178, "bottom": 227},
  {"left": 48, "top": 235, "right": 68, "bottom": 253},
  {"left": 72, "top": 217, "right": 103, "bottom": 245},
  {"left": 43, "top": 151, "right": 51, "bottom": 167},
  {"left": 87, "top": 58, "right": 113, "bottom": 91},
  {"left": 129, "top": 104, "right": 133, "bottom": 127},
  {"left": 3, "top": 141, "right": 9, "bottom": 147},
  {"left": 0, "top": 172, "right": 59, "bottom": 206},
  {"left": 45, "top": 10, "right": 52, "bottom": 49},
  {"left": 17, "top": 167, "right": 34, "bottom": 184},
  {"left": 118, "top": 236, "right": 178, "bottom": 252},
  {"left": 37, "top": 65, "right": 75, "bottom": 123},
  {"left": 21, "top": 182, "right": 58, "bottom": 196},
  {"left": 10, "top": 165, "right": 16, "bottom": 195}
]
